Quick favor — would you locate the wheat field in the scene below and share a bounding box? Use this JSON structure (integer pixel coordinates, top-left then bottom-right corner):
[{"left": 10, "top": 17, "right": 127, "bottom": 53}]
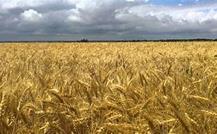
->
[{"left": 0, "top": 42, "right": 217, "bottom": 133}]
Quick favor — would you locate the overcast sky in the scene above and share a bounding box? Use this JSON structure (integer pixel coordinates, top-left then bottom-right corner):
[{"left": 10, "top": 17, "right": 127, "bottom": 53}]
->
[{"left": 0, "top": 0, "right": 217, "bottom": 40}]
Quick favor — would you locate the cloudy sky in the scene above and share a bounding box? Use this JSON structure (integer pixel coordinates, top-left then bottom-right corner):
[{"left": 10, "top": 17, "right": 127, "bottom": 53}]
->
[{"left": 0, "top": 0, "right": 217, "bottom": 40}]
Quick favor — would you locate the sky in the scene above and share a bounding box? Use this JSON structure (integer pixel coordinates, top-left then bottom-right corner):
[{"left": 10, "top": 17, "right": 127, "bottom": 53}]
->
[{"left": 0, "top": 0, "right": 217, "bottom": 41}]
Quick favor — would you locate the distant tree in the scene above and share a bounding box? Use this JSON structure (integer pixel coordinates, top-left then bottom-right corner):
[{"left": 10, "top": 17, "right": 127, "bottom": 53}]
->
[{"left": 80, "top": 38, "right": 88, "bottom": 42}]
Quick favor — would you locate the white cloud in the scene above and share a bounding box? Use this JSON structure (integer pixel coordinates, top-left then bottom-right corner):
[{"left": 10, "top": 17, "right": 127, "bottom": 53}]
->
[
  {"left": 21, "top": 9, "right": 42, "bottom": 22},
  {"left": 115, "top": 4, "right": 217, "bottom": 33},
  {"left": 68, "top": 9, "right": 82, "bottom": 23},
  {"left": 126, "top": 0, "right": 135, "bottom": 2},
  {"left": 0, "top": 0, "right": 73, "bottom": 9}
]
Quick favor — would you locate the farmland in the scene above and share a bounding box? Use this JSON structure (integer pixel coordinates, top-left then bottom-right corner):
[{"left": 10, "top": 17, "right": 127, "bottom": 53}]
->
[{"left": 0, "top": 42, "right": 217, "bottom": 133}]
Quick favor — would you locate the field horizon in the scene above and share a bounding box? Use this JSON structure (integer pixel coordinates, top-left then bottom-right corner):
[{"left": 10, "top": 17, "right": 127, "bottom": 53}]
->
[{"left": 1, "top": 38, "right": 217, "bottom": 43}]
